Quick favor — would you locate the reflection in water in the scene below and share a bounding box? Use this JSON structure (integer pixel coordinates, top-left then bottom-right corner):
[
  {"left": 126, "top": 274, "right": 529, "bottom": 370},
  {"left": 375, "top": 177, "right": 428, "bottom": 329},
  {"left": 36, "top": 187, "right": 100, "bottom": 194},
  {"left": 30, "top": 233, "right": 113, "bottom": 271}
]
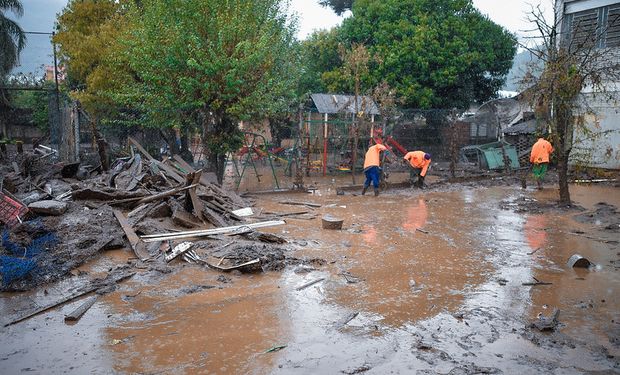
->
[
  {"left": 361, "top": 225, "right": 377, "bottom": 245},
  {"left": 402, "top": 198, "right": 428, "bottom": 232},
  {"left": 524, "top": 214, "right": 547, "bottom": 250}
]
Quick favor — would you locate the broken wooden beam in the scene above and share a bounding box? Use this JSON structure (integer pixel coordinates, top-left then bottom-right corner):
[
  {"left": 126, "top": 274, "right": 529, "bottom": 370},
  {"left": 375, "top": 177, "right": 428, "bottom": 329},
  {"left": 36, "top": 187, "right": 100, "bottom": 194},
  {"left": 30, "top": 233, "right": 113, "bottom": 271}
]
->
[
  {"left": 140, "top": 220, "right": 286, "bottom": 242},
  {"left": 64, "top": 295, "right": 98, "bottom": 322},
  {"left": 113, "top": 210, "right": 150, "bottom": 260},
  {"left": 187, "top": 171, "right": 205, "bottom": 221}
]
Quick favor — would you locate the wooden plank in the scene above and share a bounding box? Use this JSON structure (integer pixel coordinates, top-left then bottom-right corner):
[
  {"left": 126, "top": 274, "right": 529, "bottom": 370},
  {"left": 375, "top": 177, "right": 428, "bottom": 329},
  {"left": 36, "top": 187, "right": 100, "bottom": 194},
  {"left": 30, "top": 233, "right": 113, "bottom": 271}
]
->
[
  {"left": 135, "top": 184, "right": 198, "bottom": 206},
  {"left": 128, "top": 136, "right": 185, "bottom": 183},
  {"left": 4, "top": 272, "right": 135, "bottom": 327},
  {"left": 206, "top": 258, "right": 261, "bottom": 272},
  {"left": 4, "top": 287, "right": 98, "bottom": 327},
  {"left": 113, "top": 210, "right": 150, "bottom": 259},
  {"left": 296, "top": 277, "right": 325, "bottom": 291},
  {"left": 188, "top": 170, "right": 204, "bottom": 221},
  {"left": 278, "top": 201, "right": 321, "bottom": 208},
  {"left": 165, "top": 242, "right": 194, "bottom": 262},
  {"left": 64, "top": 295, "right": 98, "bottom": 322},
  {"left": 128, "top": 136, "right": 155, "bottom": 161},
  {"left": 140, "top": 220, "right": 286, "bottom": 242},
  {"left": 172, "top": 154, "right": 195, "bottom": 173},
  {"left": 203, "top": 206, "right": 228, "bottom": 227}
]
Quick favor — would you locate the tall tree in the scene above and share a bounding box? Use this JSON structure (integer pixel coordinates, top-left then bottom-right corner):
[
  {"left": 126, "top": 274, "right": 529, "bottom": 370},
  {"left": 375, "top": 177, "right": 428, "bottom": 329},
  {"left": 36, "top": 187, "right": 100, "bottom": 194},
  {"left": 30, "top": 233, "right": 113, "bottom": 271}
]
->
[
  {"left": 521, "top": 5, "right": 620, "bottom": 204},
  {"left": 0, "top": 0, "right": 26, "bottom": 105},
  {"left": 121, "top": 0, "right": 299, "bottom": 183},
  {"left": 319, "top": 0, "right": 516, "bottom": 109},
  {"left": 319, "top": 0, "right": 354, "bottom": 15}
]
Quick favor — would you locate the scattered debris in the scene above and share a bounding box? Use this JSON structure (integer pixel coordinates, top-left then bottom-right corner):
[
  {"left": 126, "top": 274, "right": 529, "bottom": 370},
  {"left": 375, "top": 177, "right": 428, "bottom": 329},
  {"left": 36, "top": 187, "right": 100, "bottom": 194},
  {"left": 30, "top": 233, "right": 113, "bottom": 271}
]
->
[
  {"left": 335, "top": 311, "right": 359, "bottom": 329},
  {"left": 278, "top": 200, "right": 321, "bottom": 208},
  {"left": 531, "top": 308, "right": 561, "bottom": 331},
  {"left": 64, "top": 295, "right": 98, "bottom": 322},
  {"left": 322, "top": 215, "right": 343, "bottom": 230},
  {"left": 264, "top": 345, "right": 287, "bottom": 354},
  {"left": 296, "top": 277, "right": 325, "bottom": 291},
  {"left": 567, "top": 254, "right": 593, "bottom": 268}
]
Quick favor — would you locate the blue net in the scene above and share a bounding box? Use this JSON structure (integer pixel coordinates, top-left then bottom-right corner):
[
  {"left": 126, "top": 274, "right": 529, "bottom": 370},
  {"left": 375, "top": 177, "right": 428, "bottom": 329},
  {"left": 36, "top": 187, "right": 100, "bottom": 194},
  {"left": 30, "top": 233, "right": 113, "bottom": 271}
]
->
[
  {"left": 0, "top": 256, "right": 37, "bottom": 285},
  {"left": 0, "top": 225, "right": 58, "bottom": 286}
]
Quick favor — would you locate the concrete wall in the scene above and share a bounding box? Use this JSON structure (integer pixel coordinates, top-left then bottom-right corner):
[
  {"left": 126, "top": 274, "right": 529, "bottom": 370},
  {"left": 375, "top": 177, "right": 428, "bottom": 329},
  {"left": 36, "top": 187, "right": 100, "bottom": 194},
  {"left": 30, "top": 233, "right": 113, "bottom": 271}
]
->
[{"left": 571, "top": 92, "right": 620, "bottom": 169}]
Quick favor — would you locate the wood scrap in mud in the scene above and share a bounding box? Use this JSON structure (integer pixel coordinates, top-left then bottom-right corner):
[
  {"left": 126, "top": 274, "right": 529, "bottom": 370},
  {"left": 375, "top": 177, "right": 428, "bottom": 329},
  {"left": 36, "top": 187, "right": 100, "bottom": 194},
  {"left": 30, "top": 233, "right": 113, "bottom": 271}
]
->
[
  {"left": 296, "top": 277, "right": 325, "bottom": 291},
  {"left": 335, "top": 311, "right": 359, "bottom": 329},
  {"left": 140, "top": 220, "right": 286, "bottom": 242},
  {"left": 415, "top": 228, "right": 429, "bottom": 234},
  {"left": 206, "top": 258, "right": 261, "bottom": 272},
  {"left": 4, "top": 272, "right": 135, "bottom": 327},
  {"left": 527, "top": 247, "right": 541, "bottom": 255},
  {"left": 165, "top": 241, "right": 194, "bottom": 262},
  {"left": 134, "top": 183, "right": 198, "bottom": 206},
  {"left": 530, "top": 308, "right": 561, "bottom": 331},
  {"left": 185, "top": 170, "right": 205, "bottom": 222},
  {"left": 263, "top": 210, "right": 309, "bottom": 218},
  {"left": 340, "top": 271, "right": 364, "bottom": 284},
  {"left": 113, "top": 210, "right": 150, "bottom": 260},
  {"left": 278, "top": 200, "right": 321, "bottom": 208},
  {"left": 64, "top": 295, "right": 98, "bottom": 322}
]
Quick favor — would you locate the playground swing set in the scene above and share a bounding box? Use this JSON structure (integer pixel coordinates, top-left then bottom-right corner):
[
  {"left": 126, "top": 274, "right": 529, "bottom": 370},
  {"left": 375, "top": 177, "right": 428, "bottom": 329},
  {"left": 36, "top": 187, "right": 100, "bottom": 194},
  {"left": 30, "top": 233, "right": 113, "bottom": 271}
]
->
[{"left": 228, "top": 116, "right": 411, "bottom": 191}]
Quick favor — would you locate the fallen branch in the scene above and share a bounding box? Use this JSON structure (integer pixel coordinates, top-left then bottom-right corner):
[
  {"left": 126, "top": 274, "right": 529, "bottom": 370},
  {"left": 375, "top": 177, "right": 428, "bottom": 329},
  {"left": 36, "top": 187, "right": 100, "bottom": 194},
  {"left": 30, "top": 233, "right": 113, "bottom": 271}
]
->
[{"left": 415, "top": 228, "right": 429, "bottom": 234}]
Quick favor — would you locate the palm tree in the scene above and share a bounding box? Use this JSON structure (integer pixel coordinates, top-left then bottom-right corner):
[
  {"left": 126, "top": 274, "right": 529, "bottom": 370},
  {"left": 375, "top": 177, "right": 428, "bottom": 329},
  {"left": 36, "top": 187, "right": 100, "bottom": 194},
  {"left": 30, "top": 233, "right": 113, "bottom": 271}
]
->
[{"left": 0, "top": 0, "right": 26, "bottom": 76}]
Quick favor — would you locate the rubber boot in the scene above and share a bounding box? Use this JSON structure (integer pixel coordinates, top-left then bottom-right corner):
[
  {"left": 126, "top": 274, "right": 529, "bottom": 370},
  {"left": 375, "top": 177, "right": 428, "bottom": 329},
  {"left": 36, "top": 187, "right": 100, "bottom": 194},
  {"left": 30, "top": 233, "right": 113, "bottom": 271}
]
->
[
  {"left": 362, "top": 186, "right": 368, "bottom": 195},
  {"left": 374, "top": 187, "right": 379, "bottom": 196}
]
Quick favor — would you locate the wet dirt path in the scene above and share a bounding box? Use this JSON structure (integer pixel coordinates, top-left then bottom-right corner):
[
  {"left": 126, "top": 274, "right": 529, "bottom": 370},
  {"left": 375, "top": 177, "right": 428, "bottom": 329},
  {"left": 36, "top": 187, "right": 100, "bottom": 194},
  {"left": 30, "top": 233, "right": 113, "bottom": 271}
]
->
[{"left": 1, "top": 183, "right": 619, "bottom": 374}]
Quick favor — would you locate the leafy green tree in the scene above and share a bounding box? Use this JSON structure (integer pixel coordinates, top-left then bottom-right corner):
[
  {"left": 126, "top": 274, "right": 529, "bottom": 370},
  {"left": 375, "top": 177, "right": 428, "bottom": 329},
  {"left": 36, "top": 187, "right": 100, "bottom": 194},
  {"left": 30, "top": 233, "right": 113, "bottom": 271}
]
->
[
  {"left": 298, "top": 29, "right": 341, "bottom": 96},
  {"left": 120, "top": 0, "right": 299, "bottom": 183},
  {"left": 1, "top": 0, "right": 26, "bottom": 106},
  {"left": 319, "top": 0, "right": 353, "bottom": 15},
  {"left": 322, "top": 0, "right": 517, "bottom": 109}
]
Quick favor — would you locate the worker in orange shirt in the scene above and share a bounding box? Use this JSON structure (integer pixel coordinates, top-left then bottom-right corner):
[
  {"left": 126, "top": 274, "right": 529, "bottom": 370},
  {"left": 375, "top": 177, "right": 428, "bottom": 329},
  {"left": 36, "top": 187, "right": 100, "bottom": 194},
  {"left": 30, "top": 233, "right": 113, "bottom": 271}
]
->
[
  {"left": 362, "top": 143, "right": 387, "bottom": 196},
  {"left": 403, "top": 151, "right": 431, "bottom": 188},
  {"left": 530, "top": 137, "right": 554, "bottom": 189}
]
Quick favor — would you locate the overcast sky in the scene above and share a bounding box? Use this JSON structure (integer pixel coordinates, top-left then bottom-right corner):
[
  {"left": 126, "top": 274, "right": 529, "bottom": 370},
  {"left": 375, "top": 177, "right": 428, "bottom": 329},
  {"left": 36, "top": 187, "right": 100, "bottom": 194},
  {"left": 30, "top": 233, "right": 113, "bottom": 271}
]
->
[{"left": 9, "top": 0, "right": 554, "bottom": 74}]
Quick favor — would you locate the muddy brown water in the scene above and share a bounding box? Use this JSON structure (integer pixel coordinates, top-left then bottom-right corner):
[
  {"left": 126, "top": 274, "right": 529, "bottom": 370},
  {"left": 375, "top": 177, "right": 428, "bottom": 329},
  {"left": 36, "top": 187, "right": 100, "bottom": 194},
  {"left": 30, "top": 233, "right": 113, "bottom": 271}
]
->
[{"left": 1, "top": 183, "right": 619, "bottom": 374}]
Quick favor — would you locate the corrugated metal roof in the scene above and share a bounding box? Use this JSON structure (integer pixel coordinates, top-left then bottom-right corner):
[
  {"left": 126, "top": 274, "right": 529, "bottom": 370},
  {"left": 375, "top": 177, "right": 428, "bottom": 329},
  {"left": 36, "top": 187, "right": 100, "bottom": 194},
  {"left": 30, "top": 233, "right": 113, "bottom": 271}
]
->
[
  {"left": 310, "top": 93, "right": 380, "bottom": 115},
  {"left": 504, "top": 119, "right": 538, "bottom": 135}
]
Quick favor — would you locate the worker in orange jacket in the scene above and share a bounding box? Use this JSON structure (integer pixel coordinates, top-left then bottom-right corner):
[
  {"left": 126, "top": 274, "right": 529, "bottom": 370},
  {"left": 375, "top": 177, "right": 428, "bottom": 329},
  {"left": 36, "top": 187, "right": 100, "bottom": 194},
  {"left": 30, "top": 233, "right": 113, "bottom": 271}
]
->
[
  {"left": 403, "top": 151, "right": 431, "bottom": 188},
  {"left": 530, "top": 137, "right": 554, "bottom": 189},
  {"left": 362, "top": 143, "right": 387, "bottom": 196}
]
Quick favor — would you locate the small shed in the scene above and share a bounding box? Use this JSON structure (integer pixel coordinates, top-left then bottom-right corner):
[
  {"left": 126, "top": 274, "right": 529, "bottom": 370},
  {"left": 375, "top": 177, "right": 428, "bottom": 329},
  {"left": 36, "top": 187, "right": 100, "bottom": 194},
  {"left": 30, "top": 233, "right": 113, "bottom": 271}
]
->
[
  {"left": 310, "top": 94, "right": 380, "bottom": 116},
  {"left": 460, "top": 141, "right": 520, "bottom": 170}
]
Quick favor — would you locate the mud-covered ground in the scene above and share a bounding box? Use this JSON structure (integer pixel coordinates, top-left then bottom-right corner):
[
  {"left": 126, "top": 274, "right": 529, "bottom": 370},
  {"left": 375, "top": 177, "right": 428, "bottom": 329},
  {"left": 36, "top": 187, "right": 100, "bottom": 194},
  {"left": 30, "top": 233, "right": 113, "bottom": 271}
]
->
[{"left": 1, "top": 168, "right": 619, "bottom": 374}]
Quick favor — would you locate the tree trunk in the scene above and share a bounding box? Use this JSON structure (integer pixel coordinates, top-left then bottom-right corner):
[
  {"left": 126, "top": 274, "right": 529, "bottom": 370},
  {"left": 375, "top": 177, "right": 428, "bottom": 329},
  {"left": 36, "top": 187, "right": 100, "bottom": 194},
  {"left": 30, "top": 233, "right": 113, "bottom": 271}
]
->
[
  {"left": 90, "top": 118, "right": 109, "bottom": 171},
  {"left": 557, "top": 149, "right": 571, "bottom": 204},
  {"left": 351, "top": 122, "right": 358, "bottom": 185},
  {"left": 208, "top": 151, "right": 227, "bottom": 185}
]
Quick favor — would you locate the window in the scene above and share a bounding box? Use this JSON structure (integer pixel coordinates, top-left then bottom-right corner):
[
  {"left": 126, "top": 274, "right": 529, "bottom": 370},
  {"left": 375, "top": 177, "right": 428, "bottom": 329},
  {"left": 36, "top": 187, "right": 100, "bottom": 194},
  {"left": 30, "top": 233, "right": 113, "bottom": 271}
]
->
[
  {"left": 563, "top": 4, "right": 620, "bottom": 49},
  {"left": 606, "top": 4, "right": 620, "bottom": 47}
]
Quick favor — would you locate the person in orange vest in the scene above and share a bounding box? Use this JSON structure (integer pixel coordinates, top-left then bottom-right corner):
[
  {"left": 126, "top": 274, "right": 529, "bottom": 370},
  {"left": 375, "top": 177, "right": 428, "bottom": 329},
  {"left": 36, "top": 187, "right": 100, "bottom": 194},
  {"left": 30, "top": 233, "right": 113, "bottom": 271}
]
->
[
  {"left": 403, "top": 151, "right": 431, "bottom": 188},
  {"left": 529, "top": 137, "right": 554, "bottom": 189},
  {"left": 362, "top": 143, "right": 387, "bottom": 196}
]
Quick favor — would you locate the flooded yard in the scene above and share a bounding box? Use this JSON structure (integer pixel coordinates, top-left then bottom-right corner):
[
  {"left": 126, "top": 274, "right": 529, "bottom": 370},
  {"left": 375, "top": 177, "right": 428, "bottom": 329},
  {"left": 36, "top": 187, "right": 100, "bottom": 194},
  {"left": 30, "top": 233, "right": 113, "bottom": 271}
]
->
[{"left": 1, "top": 182, "right": 619, "bottom": 374}]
